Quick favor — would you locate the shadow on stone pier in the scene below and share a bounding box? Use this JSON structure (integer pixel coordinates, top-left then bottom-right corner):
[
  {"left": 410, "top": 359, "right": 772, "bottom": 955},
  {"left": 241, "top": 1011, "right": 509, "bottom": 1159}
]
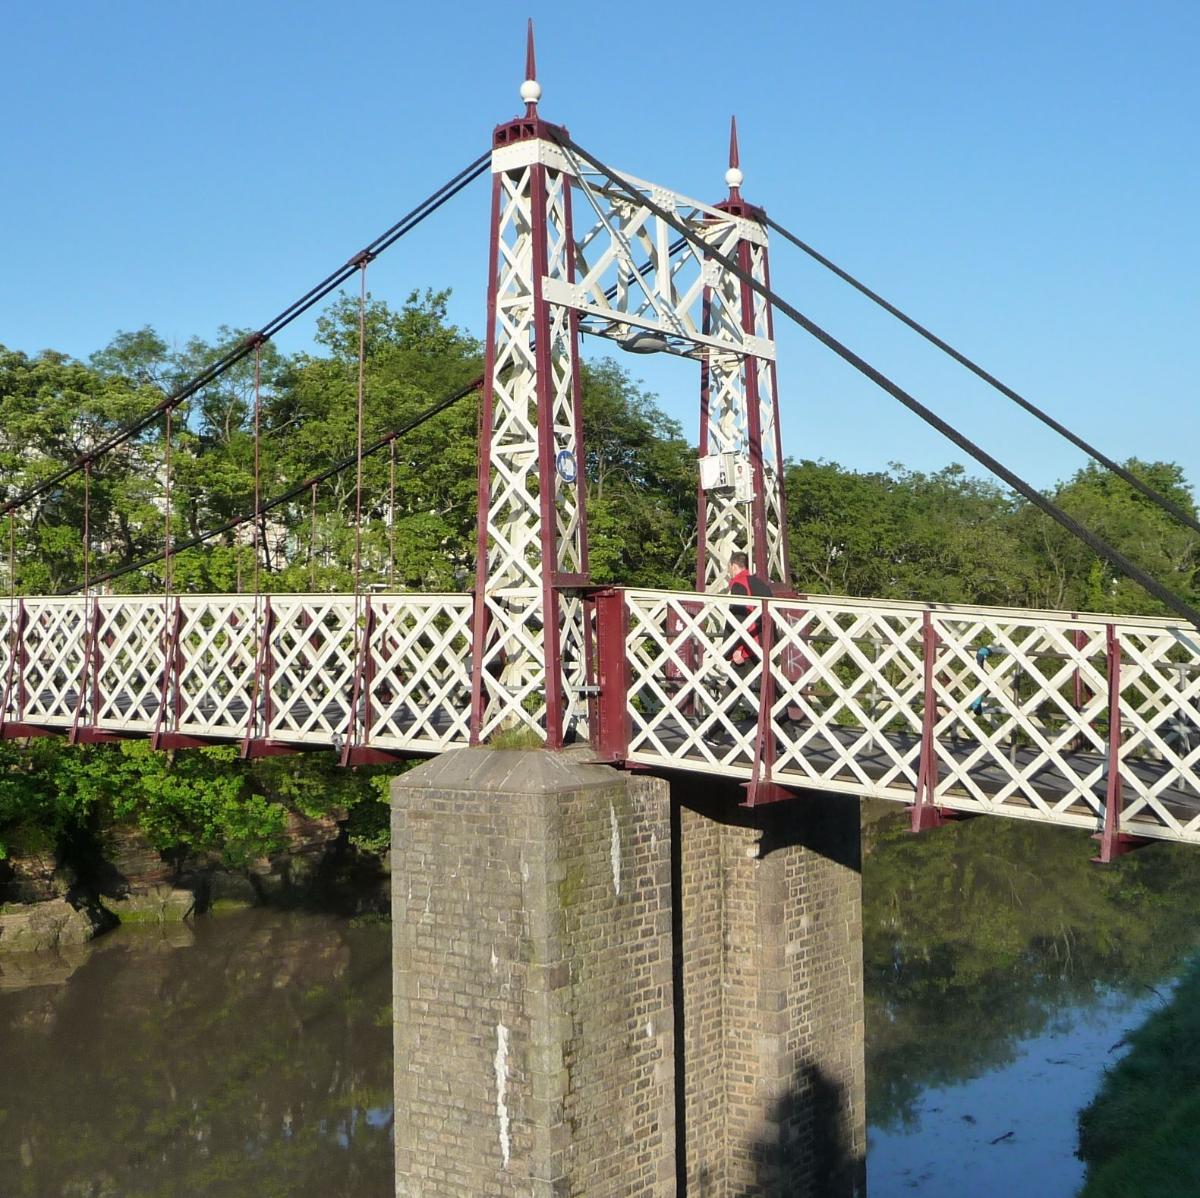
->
[
  {"left": 673, "top": 778, "right": 866, "bottom": 1197},
  {"left": 730, "top": 1061, "right": 867, "bottom": 1198}
]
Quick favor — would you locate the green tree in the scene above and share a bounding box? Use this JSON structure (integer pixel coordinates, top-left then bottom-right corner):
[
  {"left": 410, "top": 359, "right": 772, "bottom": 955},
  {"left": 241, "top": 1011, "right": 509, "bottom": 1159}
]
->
[
  {"left": 1014, "top": 459, "right": 1200, "bottom": 615},
  {"left": 582, "top": 359, "right": 696, "bottom": 587},
  {"left": 785, "top": 460, "right": 1031, "bottom": 604}
]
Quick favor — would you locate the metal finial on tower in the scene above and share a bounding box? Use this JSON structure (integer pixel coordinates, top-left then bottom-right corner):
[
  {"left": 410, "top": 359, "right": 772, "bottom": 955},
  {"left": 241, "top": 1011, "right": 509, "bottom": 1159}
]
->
[
  {"left": 520, "top": 19, "right": 541, "bottom": 113},
  {"left": 725, "top": 115, "right": 744, "bottom": 197}
]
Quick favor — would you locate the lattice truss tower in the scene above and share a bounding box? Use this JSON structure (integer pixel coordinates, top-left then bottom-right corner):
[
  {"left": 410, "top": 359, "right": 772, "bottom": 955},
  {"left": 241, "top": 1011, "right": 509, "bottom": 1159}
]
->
[
  {"left": 700, "top": 129, "right": 789, "bottom": 590},
  {"left": 471, "top": 53, "right": 786, "bottom": 746}
]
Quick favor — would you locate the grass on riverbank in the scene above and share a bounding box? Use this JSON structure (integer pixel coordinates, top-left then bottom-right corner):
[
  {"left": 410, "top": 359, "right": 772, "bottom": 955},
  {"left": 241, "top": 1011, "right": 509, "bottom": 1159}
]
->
[{"left": 1078, "top": 958, "right": 1200, "bottom": 1197}]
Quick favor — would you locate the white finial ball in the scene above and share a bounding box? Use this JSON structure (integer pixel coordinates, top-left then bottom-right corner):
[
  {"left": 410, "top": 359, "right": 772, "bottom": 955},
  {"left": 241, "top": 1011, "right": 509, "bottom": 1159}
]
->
[
  {"left": 520, "top": 79, "right": 541, "bottom": 105},
  {"left": 725, "top": 166, "right": 744, "bottom": 189}
]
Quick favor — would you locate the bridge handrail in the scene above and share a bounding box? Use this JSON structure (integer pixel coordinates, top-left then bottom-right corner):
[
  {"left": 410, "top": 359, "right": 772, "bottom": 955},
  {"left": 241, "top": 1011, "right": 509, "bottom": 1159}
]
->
[
  {"left": 612, "top": 585, "right": 1200, "bottom": 636},
  {"left": 0, "top": 591, "right": 474, "bottom": 757},
  {"left": 600, "top": 585, "right": 1200, "bottom": 852}
]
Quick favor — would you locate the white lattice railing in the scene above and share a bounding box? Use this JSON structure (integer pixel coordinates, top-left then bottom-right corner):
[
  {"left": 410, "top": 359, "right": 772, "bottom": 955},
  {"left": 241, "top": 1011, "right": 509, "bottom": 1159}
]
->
[
  {"left": 606, "top": 588, "right": 1200, "bottom": 848},
  {"left": 0, "top": 593, "right": 473, "bottom": 757},
  {"left": 5, "top": 587, "right": 1200, "bottom": 848}
]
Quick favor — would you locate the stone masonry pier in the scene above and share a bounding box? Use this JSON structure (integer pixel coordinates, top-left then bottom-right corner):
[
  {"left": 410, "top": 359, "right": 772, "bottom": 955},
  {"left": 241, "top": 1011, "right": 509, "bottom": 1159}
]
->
[{"left": 391, "top": 750, "right": 864, "bottom": 1197}]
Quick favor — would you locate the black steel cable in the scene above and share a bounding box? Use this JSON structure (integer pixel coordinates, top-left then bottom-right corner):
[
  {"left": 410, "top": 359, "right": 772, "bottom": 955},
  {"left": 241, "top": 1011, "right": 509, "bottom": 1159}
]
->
[
  {"left": 762, "top": 214, "right": 1200, "bottom": 539},
  {"left": 555, "top": 133, "right": 1200, "bottom": 629},
  {"left": 1, "top": 152, "right": 491, "bottom": 520},
  {"left": 65, "top": 374, "right": 484, "bottom": 593}
]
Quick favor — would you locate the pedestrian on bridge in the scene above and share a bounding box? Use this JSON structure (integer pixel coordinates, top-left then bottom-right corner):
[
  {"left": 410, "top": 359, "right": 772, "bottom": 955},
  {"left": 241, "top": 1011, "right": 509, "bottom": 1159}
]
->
[{"left": 727, "top": 552, "right": 772, "bottom": 667}]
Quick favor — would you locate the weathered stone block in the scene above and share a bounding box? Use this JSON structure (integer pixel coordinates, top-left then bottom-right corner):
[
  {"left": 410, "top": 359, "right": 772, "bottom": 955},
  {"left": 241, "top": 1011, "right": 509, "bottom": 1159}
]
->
[
  {"left": 0, "top": 897, "right": 111, "bottom": 953},
  {"left": 392, "top": 749, "right": 674, "bottom": 1198},
  {"left": 678, "top": 784, "right": 866, "bottom": 1197}
]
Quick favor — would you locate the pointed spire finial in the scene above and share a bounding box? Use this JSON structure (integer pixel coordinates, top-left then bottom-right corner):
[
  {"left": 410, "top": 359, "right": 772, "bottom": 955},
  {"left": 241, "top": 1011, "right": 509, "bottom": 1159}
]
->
[
  {"left": 725, "top": 115, "right": 744, "bottom": 198},
  {"left": 520, "top": 19, "right": 541, "bottom": 114}
]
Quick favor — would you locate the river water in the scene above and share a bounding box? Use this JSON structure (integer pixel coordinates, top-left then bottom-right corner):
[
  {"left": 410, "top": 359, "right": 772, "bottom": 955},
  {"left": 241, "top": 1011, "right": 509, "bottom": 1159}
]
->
[{"left": 2, "top": 808, "right": 1198, "bottom": 1196}]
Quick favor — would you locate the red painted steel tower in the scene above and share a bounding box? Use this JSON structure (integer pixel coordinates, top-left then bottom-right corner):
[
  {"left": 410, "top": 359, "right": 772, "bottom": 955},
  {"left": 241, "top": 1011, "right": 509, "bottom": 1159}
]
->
[
  {"left": 697, "top": 118, "right": 790, "bottom": 591},
  {"left": 469, "top": 23, "right": 590, "bottom": 748}
]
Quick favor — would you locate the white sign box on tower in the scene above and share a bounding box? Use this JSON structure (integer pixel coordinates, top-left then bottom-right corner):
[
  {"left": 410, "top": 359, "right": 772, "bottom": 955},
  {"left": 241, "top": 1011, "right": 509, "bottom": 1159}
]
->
[{"left": 698, "top": 452, "right": 755, "bottom": 502}]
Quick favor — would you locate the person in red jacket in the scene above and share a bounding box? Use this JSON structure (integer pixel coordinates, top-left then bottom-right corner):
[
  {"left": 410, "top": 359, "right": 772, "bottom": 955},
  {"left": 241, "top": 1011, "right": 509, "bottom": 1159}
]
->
[{"left": 727, "top": 551, "right": 771, "bottom": 666}]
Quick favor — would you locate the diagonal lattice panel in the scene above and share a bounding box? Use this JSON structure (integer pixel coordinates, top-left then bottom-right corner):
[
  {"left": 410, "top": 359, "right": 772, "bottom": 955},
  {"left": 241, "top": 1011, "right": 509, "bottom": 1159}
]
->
[
  {"left": 266, "top": 597, "right": 357, "bottom": 745},
  {"left": 18, "top": 599, "right": 89, "bottom": 727},
  {"left": 91, "top": 597, "right": 170, "bottom": 732},
  {"left": 931, "top": 615, "right": 1110, "bottom": 826},
  {"left": 625, "top": 590, "right": 767, "bottom": 775},
  {"left": 767, "top": 602, "right": 925, "bottom": 796},
  {"left": 367, "top": 595, "right": 473, "bottom": 752},
  {"left": 0, "top": 603, "right": 13, "bottom": 717},
  {"left": 174, "top": 597, "right": 258, "bottom": 739},
  {"left": 1111, "top": 626, "right": 1200, "bottom": 836}
]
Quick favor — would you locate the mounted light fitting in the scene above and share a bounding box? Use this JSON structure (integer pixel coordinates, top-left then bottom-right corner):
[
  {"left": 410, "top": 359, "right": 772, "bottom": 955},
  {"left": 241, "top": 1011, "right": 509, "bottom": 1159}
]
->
[{"left": 621, "top": 330, "right": 669, "bottom": 354}]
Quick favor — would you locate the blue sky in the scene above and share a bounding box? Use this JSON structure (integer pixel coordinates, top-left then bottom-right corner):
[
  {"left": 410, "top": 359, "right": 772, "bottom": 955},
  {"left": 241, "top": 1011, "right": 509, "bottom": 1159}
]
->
[{"left": 3, "top": 1, "right": 1197, "bottom": 492}]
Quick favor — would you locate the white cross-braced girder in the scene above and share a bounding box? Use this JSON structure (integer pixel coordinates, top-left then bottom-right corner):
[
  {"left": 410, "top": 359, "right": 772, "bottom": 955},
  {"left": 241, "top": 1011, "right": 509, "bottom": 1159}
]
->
[
  {"left": 700, "top": 232, "right": 788, "bottom": 588},
  {"left": 472, "top": 139, "right": 590, "bottom": 743}
]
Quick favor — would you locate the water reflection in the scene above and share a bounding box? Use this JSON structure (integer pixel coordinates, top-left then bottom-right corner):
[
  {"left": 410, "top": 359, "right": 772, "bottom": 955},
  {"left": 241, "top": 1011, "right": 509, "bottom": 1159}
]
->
[
  {"left": 0, "top": 910, "right": 394, "bottom": 1198},
  {"left": 4, "top": 810, "right": 1197, "bottom": 1197},
  {"left": 864, "top": 807, "right": 1200, "bottom": 1193},
  {"left": 869, "top": 986, "right": 1167, "bottom": 1197}
]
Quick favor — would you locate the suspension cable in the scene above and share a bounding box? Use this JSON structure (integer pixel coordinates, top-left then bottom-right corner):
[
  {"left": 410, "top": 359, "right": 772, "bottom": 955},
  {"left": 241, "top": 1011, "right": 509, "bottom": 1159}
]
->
[
  {"left": 82, "top": 462, "right": 91, "bottom": 595},
  {"left": 0, "top": 151, "right": 491, "bottom": 522},
  {"left": 554, "top": 132, "right": 1200, "bottom": 629},
  {"left": 345, "top": 258, "right": 371, "bottom": 759},
  {"left": 309, "top": 482, "right": 319, "bottom": 591},
  {"left": 252, "top": 337, "right": 264, "bottom": 598},
  {"left": 6, "top": 512, "right": 13, "bottom": 624},
  {"left": 65, "top": 373, "right": 484, "bottom": 594},
  {"left": 763, "top": 214, "right": 1200, "bottom": 539},
  {"left": 388, "top": 439, "right": 397, "bottom": 588},
  {"left": 163, "top": 406, "right": 173, "bottom": 597},
  {"left": 353, "top": 260, "right": 368, "bottom": 598},
  {"left": 3, "top": 514, "right": 14, "bottom": 725}
]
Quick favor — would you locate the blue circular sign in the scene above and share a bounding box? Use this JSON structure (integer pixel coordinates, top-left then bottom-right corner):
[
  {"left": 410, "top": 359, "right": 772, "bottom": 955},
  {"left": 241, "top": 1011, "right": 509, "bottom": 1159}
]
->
[{"left": 556, "top": 449, "right": 578, "bottom": 484}]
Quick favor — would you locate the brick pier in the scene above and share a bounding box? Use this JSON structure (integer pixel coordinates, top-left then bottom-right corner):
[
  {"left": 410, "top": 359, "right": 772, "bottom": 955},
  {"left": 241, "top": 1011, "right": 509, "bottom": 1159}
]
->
[{"left": 391, "top": 750, "right": 864, "bottom": 1197}]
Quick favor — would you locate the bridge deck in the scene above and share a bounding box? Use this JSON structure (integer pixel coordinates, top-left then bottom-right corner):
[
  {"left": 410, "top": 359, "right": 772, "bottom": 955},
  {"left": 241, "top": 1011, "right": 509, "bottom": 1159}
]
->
[{"left": 2, "top": 588, "right": 1198, "bottom": 847}]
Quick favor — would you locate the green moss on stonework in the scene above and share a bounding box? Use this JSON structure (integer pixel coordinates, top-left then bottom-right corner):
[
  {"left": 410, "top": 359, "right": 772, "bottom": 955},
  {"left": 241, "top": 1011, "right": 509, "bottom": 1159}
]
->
[
  {"left": 112, "top": 906, "right": 172, "bottom": 926},
  {"left": 484, "top": 728, "right": 546, "bottom": 750},
  {"left": 558, "top": 864, "right": 586, "bottom": 912}
]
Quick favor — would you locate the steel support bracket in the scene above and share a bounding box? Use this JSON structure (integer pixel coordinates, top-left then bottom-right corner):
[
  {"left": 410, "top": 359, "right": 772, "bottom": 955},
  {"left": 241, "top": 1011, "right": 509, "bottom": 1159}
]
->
[
  {"left": 909, "top": 804, "right": 973, "bottom": 833},
  {"left": 240, "top": 738, "right": 298, "bottom": 760},
  {"left": 739, "top": 778, "right": 796, "bottom": 807},
  {"left": 0, "top": 722, "right": 56, "bottom": 741},
  {"left": 151, "top": 732, "right": 210, "bottom": 751},
  {"left": 550, "top": 571, "right": 598, "bottom": 592},
  {"left": 343, "top": 745, "right": 408, "bottom": 767},
  {"left": 1090, "top": 831, "right": 1152, "bottom": 865},
  {"left": 71, "top": 728, "right": 127, "bottom": 745}
]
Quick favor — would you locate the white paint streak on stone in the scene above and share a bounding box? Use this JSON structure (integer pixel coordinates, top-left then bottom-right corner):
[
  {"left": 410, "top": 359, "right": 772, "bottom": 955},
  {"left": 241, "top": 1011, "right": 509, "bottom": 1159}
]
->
[
  {"left": 494, "top": 1022, "right": 511, "bottom": 1168},
  {"left": 609, "top": 801, "right": 621, "bottom": 896}
]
